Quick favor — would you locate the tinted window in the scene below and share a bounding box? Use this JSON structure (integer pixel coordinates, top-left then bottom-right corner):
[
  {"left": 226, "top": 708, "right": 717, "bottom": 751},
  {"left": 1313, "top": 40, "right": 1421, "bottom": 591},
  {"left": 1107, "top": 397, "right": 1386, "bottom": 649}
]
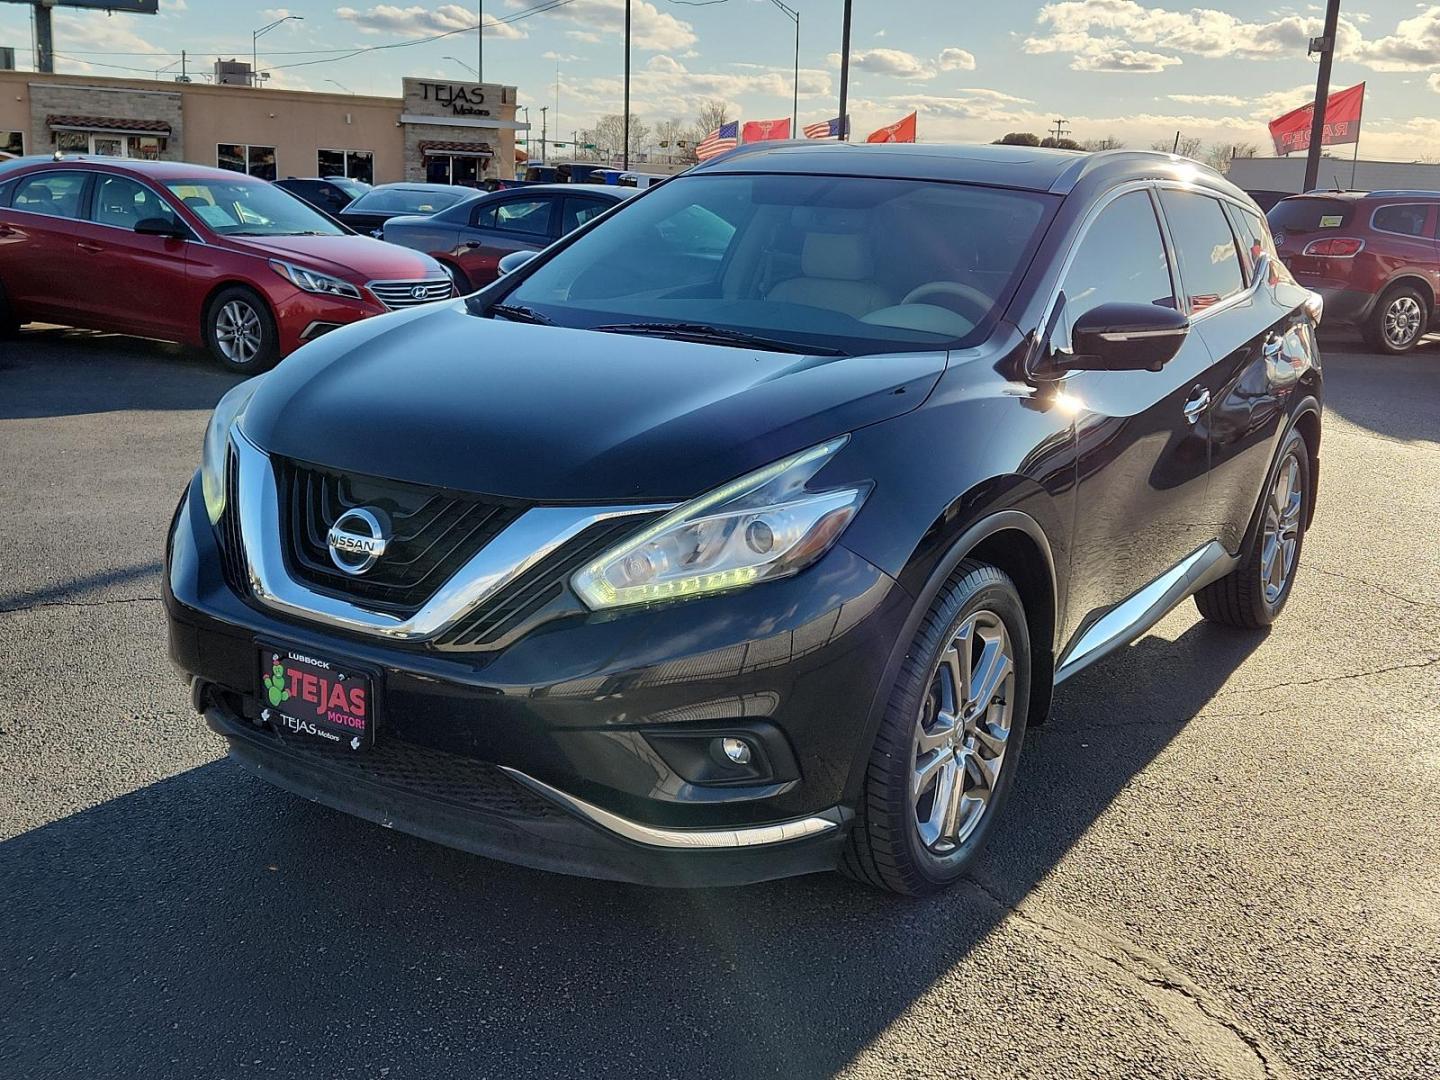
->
[
  {"left": 1060, "top": 191, "right": 1175, "bottom": 340},
  {"left": 1159, "top": 190, "right": 1243, "bottom": 313},
  {"left": 1267, "top": 196, "right": 1353, "bottom": 235},
  {"left": 560, "top": 196, "right": 609, "bottom": 234},
  {"left": 1224, "top": 204, "right": 1291, "bottom": 285},
  {"left": 12, "top": 171, "right": 88, "bottom": 220},
  {"left": 1371, "top": 203, "right": 1430, "bottom": 237},
  {"left": 93, "top": 175, "right": 180, "bottom": 230},
  {"left": 165, "top": 177, "right": 344, "bottom": 236},
  {"left": 494, "top": 197, "right": 553, "bottom": 234},
  {"left": 347, "top": 187, "right": 469, "bottom": 215}
]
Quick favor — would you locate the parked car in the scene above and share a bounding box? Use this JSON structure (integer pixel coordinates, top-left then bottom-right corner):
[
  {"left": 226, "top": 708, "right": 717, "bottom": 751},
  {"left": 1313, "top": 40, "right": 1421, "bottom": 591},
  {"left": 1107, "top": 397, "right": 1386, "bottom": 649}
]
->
[
  {"left": 0, "top": 157, "right": 451, "bottom": 373},
  {"left": 273, "top": 176, "right": 371, "bottom": 217},
  {"left": 166, "top": 144, "right": 1323, "bottom": 894},
  {"left": 336, "top": 182, "right": 476, "bottom": 237},
  {"left": 382, "top": 183, "right": 634, "bottom": 291},
  {"left": 1268, "top": 189, "right": 1440, "bottom": 353}
]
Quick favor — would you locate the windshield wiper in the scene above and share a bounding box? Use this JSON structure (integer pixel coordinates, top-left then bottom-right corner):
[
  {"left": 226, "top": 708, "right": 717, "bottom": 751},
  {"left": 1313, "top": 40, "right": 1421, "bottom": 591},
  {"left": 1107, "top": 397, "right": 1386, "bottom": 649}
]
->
[
  {"left": 489, "top": 303, "right": 554, "bottom": 325},
  {"left": 589, "top": 322, "right": 842, "bottom": 356}
]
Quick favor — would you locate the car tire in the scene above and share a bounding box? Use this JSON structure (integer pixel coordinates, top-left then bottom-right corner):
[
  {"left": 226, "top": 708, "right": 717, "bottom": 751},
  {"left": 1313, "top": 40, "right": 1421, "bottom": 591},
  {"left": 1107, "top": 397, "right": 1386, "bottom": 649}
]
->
[
  {"left": 1362, "top": 284, "right": 1429, "bottom": 355},
  {"left": 1195, "top": 427, "right": 1311, "bottom": 629},
  {"left": 204, "top": 286, "right": 280, "bottom": 375},
  {"left": 840, "top": 560, "right": 1031, "bottom": 896},
  {"left": 0, "top": 283, "right": 20, "bottom": 338}
]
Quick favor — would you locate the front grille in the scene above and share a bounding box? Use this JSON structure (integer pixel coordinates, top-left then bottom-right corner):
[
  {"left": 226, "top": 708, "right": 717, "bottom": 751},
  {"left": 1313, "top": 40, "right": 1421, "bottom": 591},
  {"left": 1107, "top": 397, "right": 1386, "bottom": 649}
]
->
[
  {"left": 367, "top": 278, "right": 454, "bottom": 310},
  {"left": 277, "top": 458, "right": 525, "bottom": 616},
  {"left": 438, "top": 514, "right": 659, "bottom": 649}
]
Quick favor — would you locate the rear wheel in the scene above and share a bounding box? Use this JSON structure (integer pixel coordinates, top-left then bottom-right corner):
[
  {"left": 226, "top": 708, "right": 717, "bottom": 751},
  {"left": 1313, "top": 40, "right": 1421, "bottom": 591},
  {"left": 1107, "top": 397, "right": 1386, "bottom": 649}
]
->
[
  {"left": 204, "top": 286, "right": 279, "bottom": 375},
  {"left": 1195, "top": 427, "right": 1311, "bottom": 629},
  {"left": 841, "top": 561, "right": 1031, "bottom": 895},
  {"left": 0, "top": 283, "right": 20, "bottom": 338},
  {"left": 1363, "top": 284, "right": 1428, "bottom": 354}
]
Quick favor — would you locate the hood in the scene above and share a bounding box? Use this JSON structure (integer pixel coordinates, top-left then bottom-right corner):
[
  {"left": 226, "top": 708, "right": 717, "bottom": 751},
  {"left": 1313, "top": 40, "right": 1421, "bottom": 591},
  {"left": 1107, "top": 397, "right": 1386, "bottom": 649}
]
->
[
  {"left": 235, "top": 234, "right": 442, "bottom": 282},
  {"left": 241, "top": 303, "right": 946, "bottom": 502}
]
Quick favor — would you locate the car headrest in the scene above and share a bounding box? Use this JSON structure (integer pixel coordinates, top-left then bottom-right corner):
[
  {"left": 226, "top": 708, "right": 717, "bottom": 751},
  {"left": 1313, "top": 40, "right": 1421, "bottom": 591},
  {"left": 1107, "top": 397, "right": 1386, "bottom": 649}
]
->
[{"left": 800, "top": 232, "right": 872, "bottom": 281}]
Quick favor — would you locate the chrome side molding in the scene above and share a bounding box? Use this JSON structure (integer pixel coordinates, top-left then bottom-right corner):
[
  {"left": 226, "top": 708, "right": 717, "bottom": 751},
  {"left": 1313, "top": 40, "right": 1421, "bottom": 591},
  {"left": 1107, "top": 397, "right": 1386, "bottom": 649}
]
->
[
  {"left": 1055, "top": 541, "right": 1237, "bottom": 684},
  {"left": 232, "top": 432, "right": 672, "bottom": 642},
  {"left": 500, "top": 767, "right": 842, "bottom": 850}
]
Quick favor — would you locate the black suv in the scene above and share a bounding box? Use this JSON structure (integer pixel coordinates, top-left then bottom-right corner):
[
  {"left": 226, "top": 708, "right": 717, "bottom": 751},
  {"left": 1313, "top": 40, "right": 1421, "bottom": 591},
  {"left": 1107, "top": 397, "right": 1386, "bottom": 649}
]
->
[
  {"left": 166, "top": 145, "right": 1323, "bottom": 894},
  {"left": 272, "top": 176, "right": 371, "bottom": 217}
]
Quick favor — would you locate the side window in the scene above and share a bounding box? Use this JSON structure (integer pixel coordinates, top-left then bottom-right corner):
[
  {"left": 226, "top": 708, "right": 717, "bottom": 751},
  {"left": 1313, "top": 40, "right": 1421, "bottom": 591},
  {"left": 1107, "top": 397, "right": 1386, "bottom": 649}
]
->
[
  {"left": 1158, "top": 189, "right": 1244, "bottom": 313},
  {"left": 93, "top": 175, "right": 179, "bottom": 230},
  {"left": 1060, "top": 191, "right": 1175, "bottom": 341},
  {"left": 493, "top": 197, "right": 552, "bottom": 235},
  {"left": 560, "top": 196, "right": 608, "bottom": 235},
  {"left": 1225, "top": 204, "right": 1287, "bottom": 285},
  {"left": 12, "top": 171, "right": 89, "bottom": 220},
  {"left": 470, "top": 201, "right": 496, "bottom": 229},
  {"left": 1371, "top": 204, "right": 1429, "bottom": 237}
]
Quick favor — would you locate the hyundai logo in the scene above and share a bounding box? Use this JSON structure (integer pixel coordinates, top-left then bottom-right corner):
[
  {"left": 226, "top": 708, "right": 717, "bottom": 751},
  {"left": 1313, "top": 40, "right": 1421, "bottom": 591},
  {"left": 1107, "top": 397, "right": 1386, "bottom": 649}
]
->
[
  {"left": 326, "top": 507, "right": 390, "bottom": 575},
  {"left": 411, "top": 284, "right": 431, "bottom": 300}
]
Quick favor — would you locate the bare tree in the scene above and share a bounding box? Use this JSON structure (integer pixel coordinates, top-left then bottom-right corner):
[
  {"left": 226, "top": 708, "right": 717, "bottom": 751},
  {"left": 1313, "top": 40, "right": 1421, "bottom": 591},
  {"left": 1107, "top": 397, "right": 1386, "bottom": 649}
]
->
[
  {"left": 1153, "top": 135, "right": 1204, "bottom": 159},
  {"left": 654, "top": 117, "right": 687, "bottom": 164},
  {"left": 695, "top": 99, "right": 732, "bottom": 137},
  {"left": 1081, "top": 135, "right": 1126, "bottom": 151},
  {"left": 592, "top": 114, "right": 652, "bottom": 162}
]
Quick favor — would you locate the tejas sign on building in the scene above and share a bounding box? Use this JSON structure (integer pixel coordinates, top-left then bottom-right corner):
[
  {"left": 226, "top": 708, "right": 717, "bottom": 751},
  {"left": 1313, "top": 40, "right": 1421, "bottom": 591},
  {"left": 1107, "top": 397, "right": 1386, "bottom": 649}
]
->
[{"left": 414, "top": 81, "right": 494, "bottom": 118}]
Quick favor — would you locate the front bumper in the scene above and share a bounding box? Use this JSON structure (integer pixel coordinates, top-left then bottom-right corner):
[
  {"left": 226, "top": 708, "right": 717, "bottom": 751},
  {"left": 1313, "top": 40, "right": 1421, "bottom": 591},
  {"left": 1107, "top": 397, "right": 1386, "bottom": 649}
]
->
[
  {"left": 165, "top": 477, "right": 910, "bottom": 885},
  {"left": 269, "top": 288, "right": 387, "bottom": 357}
]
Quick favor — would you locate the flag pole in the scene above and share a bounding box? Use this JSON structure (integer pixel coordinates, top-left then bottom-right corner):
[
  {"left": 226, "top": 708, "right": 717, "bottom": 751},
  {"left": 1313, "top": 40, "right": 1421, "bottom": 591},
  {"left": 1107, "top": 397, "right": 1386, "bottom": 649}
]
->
[
  {"left": 837, "top": 0, "right": 852, "bottom": 141},
  {"left": 622, "top": 0, "right": 631, "bottom": 170},
  {"left": 1303, "top": 0, "right": 1341, "bottom": 193},
  {"left": 1350, "top": 84, "right": 1364, "bottom": 189}
]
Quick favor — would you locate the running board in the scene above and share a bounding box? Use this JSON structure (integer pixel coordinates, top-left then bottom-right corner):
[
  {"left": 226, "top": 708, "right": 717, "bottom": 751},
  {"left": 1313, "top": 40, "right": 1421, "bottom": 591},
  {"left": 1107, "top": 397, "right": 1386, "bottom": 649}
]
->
[{"left": 1055, "top": 542, "right": 1238, "bottom": 684}]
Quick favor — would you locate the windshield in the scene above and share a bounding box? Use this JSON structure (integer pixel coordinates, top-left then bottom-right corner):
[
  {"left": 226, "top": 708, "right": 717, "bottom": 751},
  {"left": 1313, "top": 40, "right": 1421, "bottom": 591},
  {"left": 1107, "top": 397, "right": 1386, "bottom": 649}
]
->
[
  {"left": 1267, "top": 197, "right": 1355, "bottom": 235},
  {"left": 165, "top": 178, "right": 345, "bottom": 236},
  {"left": 330, "top": 177, "right": 371, "bottom": 199},
  {"left": 348, "top": 187, "right": 470, "bottom": 216},
  {"left": 499, "top": 173, "right": 1055, "bottom": 355}
]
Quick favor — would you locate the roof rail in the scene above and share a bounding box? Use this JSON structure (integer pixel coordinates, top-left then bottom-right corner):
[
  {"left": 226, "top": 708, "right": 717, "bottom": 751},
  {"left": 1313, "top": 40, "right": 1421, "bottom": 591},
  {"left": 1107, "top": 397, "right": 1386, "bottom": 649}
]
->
[
  {"left": 1365, "top": 189, "right": 1440, "bottom": 197},
  {"left": 1048, "top": 148, "right": 1223, "bottom": 194}
]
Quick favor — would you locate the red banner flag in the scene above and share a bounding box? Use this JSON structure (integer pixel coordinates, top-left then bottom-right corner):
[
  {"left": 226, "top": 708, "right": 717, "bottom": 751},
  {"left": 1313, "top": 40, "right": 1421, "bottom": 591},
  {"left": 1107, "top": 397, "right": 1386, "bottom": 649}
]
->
[
  {"left": 1268, "top": 83, "right": 1365, "bottom": 156},
  {"left": 866, "top": 112, "right": 918, "bottom": 144},
  {"left": 741, "top": 118, "right": 791, "bottom": 143}
]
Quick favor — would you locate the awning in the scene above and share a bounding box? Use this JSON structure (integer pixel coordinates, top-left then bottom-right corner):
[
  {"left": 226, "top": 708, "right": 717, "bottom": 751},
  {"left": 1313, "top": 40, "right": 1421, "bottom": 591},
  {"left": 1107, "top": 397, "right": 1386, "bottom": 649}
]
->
[
  {"left": 419, "top": 140, "right": 493, "bottom": 158},
  {"left": 47, "top": 114, "right": 171, "bottom": 136}
]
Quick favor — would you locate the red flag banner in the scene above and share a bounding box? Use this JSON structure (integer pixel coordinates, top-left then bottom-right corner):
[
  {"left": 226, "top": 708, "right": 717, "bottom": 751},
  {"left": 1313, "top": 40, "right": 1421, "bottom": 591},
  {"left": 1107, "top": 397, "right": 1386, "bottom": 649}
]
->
[
  {"left": 866, "top": 112, "right": 918, "bottom": 144},
  {"left": 1268, "top": 83, "right": 1365, "bottom": 156},
  {"left": 741, "top": 118, "right": 791, "bottom": 143}
]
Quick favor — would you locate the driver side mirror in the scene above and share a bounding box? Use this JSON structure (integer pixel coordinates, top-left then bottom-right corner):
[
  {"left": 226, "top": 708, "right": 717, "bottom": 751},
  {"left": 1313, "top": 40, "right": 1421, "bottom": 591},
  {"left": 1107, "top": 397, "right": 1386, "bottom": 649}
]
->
[
  {"left": 134, "top": 217, "right": 187, "bottom": 239},
  {"left": 497, "top": 249, "right": 538, "bottom": 277},
  {"left": 1059, "top": 302, "right": 1190, "bottom": 373}
]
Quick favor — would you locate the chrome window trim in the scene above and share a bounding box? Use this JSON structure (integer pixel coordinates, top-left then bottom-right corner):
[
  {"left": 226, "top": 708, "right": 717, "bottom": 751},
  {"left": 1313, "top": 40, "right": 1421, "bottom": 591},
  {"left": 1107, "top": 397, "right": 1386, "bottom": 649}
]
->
[
  {"left": 500, "top": 767, "right": 842, "bottom": 849},
  {"left": 231, "top": 430, "right": 674, "bottom": 642},
  {"left": 1367, "top": 202, "right": 1433, "bottom": 239}
]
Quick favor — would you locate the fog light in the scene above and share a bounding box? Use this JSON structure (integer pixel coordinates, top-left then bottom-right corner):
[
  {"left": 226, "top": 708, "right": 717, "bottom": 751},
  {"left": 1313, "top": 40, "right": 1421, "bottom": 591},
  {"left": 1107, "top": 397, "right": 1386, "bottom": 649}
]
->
[{"left": 719, "top": 737, "right": 752, "bottom": 765}]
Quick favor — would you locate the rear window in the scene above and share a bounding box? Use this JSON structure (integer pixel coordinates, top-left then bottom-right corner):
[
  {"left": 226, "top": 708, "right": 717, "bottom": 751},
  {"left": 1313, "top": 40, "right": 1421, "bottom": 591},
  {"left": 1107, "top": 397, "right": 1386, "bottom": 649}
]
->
[
  {"left": 1371, "top": 203, "right": 1431, "bottom": 238},
  {"left": 1267, "top": 197, "right": 1354, "bottom": 235},
  {"left": 348, "top": 187, "right": 469, "bottom": 216}
]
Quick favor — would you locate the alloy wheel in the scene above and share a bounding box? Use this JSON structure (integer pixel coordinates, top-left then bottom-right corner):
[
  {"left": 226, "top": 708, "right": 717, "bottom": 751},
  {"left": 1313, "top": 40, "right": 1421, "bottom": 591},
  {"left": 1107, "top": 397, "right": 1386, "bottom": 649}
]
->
[
  {"left": 1383, "top": 295, "right": 1424, "bottom": 349},
  {"left": 215, "top": 299, "right": 263, "bottom": 366},
  {"left": 1260, "top": 450, "right": 1304, "bottom": 604},
  {"left": 911, "top": 610, "right": 1016, "bottom": 854}
]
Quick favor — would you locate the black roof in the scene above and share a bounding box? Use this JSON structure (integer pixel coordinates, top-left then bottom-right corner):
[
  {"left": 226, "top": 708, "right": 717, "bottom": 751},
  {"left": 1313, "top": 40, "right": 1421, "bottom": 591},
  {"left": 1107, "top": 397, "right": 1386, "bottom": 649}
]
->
[{"left": 690, "top": 141, "right": 1246, "bottom": 201}]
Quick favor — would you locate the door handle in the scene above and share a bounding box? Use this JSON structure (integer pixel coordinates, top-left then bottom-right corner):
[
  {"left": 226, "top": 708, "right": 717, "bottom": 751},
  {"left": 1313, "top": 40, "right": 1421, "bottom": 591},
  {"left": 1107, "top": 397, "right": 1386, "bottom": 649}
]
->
[
  {"left": 77, "top": 240, "right": 104, "bottom": 254},
  {"left": 1182, "top": 387, "right": 1211, "bottom": 425},
  {"left": 460, "top": 241, "right": 482, "bottom": 249}
]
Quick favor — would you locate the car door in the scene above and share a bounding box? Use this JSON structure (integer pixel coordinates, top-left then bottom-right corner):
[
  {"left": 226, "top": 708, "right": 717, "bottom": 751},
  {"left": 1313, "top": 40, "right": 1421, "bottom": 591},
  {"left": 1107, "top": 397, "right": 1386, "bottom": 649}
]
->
[
  {"left": 1057, "top": 187, "right": 1223, "bottom": 645},
  {"left": 71, "top": 172, "right": 195, "bottom": 337},
  {"left": 0, "top": 169, "right": 95, "bottom": 323},
  {"left": 454, "top": 194, "right": 556, "bottom": 288}
]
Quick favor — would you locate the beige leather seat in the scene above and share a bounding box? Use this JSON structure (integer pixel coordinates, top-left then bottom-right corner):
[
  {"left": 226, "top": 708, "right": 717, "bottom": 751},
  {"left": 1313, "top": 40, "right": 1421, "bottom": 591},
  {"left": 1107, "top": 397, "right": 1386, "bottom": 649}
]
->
[{"left": 768, "top": 232, "right": 890, "bottom": 315}]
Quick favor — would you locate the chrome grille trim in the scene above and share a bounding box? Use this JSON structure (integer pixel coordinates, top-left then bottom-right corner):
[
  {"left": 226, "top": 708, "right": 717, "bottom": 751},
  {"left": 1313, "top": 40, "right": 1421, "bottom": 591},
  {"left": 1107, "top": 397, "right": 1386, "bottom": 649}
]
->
[
  {"left": 367, "top": 277, "right": 455, "bottom": 310},
  {"left": 232, "top": 432, "right": 674, "bottom": 642}
]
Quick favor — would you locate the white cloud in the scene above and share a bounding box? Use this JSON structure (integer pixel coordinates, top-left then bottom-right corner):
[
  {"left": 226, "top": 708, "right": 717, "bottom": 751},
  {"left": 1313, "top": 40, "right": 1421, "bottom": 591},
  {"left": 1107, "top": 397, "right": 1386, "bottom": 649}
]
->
[
  {"left": 502, "top": 0, "right": 695, "bottom": 51},
  {"left": 937, "top": 47, "right": 976, "bottom": 72},
  {"left": 566, "top": 30, "right": 602, "bottom": 44},
  {"left": 1073, "top": 48, "right": 1181, "bottom": 73},
  {"left": 541, "top": 50, "right": 581, "bottom": 62},
  {"left": 336, "top": 5, "right": 526, "bottom": 40},
  {"left": 1356, "top": 6, "right": 1440, "bottom": 71},
  {"left": 849, "top": 48, "right": 934, "bottom": 80}
]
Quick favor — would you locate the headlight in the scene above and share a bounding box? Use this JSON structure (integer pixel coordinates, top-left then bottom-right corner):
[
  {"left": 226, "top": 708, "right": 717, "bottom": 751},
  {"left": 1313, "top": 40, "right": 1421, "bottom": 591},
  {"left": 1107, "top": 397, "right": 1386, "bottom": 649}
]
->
[
  {"left": 269, "top": 259, "right": 363, "bottom": 300},
  {"left": 573, "top": 437, "right": 869, "bottom": 610},
  {"left": 201, "top": 378, "right": 263, "bottom": 525}
]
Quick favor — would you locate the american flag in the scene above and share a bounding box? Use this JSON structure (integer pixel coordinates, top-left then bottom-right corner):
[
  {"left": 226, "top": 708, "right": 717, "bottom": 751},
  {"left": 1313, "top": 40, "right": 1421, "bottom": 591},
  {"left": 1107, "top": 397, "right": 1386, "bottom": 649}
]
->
[
  {"left": 803, "top": 116, "right": 848, "bottom": 140},
  {"left": 695, "top": 121, "right": 739, "bottom": 160}
]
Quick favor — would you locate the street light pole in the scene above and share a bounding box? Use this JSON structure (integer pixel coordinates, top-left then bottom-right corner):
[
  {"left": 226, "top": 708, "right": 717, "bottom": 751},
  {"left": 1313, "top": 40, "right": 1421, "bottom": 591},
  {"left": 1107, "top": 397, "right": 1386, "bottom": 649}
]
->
[
  {"left": 837, "top": 0, "right": 852, "bottom": 140},
  {"left": 252, "top": 15, "right": 303, "bottom": 88},
  {"left": 767, "top": 0, "right": 800, "bottom": 137},
  {"left": 444, "top": 56, "right": 479, "bottom": 78},
  {"left": 477, "top": 0, "right": 484, "bottom": 84},
  {"left": 1303, "top": 0, "right": 1342, "bottom": 192},
  {"left": 623, "top": 0, "right": 632, "bottom": 170}
]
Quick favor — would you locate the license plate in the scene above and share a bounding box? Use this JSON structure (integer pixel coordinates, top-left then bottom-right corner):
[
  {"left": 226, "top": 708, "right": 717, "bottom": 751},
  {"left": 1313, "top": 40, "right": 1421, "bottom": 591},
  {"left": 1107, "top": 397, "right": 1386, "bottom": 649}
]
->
[{"left": 257, "top": 644, "right": 375, "bottom": 751}]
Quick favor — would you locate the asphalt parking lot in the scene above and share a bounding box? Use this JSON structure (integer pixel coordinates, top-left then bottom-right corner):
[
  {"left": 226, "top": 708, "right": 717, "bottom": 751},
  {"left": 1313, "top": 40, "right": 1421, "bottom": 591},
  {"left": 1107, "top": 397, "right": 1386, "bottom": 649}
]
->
[{"left": 1, "top": 324, "right": 1437, "bottom": 1080}]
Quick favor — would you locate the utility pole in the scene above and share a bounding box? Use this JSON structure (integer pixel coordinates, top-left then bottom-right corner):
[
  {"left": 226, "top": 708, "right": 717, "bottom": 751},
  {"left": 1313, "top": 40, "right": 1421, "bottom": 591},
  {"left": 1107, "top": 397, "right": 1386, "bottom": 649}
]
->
[
  {"left": 767, "top": 1, "right": 800, "bottom": 138},
  {"left": 622, "top": 0, "right": 632, "bottom": 169},
  {"left": 539, "top": 105, "right": 548, "bottom": 165},
  {"left": 476, "top": 1, "right": 483, "bottom": 83},
  {"left": 34, "top": 2, "right": 54, "bottom": 74},
  {"left": 837, "top": 0, "right": 852, "bottom": 140},
  {"left": 1303, "top": 0, "right": 1342, "bottom": 192},
  {"left": 1050, "top": 117, "right": 1070, "bottom": 144}
]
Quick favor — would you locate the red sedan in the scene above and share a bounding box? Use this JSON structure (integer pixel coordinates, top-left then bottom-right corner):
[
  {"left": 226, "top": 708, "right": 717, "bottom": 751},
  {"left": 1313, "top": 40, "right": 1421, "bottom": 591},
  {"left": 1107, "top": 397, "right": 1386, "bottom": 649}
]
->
[{"left": 0, "top": 157, "right": 452, "bottom": 373}]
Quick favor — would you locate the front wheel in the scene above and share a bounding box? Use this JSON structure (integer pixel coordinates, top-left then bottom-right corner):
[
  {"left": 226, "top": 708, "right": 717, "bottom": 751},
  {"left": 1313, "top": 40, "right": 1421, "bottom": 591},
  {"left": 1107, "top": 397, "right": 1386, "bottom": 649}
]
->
[
  {"left": 841, "top": 561, "right": 1031, "bottom": 895},
  {"left": 1363, "top": 285, "right": 1428, "bottom": 355},
  {"left": 204, "top": 286, "right": 279, "bottom": 375}
]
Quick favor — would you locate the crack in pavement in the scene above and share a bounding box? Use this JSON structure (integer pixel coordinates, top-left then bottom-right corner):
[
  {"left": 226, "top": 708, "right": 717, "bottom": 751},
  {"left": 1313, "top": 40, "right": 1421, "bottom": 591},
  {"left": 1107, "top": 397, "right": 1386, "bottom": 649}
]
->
[
  {"left": 0, "top": 595, "right": 161, "bottom": 616},
  {"left": 1213, "top": 655, "right": 1439, "bottom": 698},
  {"left": 966, "top": 875, "right": 1290, "bottom": 1079},
  {"left": 1304, "top": 564, "right": 1440, "bottom": 611}
]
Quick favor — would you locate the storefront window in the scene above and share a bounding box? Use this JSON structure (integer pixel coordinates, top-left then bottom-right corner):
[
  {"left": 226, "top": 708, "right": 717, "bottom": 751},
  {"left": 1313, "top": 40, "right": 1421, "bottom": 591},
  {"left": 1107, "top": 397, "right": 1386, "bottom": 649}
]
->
[
  {"left": 424, "top": 153, "right": 485, "bottom": 188},
  {"left": 218, "top": 143, "right": 278, "bottom": 181},
  {"left": 56, "top": 131, "right": 88, "bottom": 153},
  {"left": 318, "top": 148, "right": 374, "bottom": 184},
  {"left": 128, "top": 136, "right": 165, "bottom": 161},
  {"left": 2, "top": 132, "right": 22, "bottom": 156}
]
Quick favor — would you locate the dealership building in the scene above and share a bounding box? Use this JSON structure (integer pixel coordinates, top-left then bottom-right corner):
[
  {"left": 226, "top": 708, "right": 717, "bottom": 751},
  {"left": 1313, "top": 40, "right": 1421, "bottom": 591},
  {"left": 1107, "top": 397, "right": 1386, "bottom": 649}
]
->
[{"left": 0, "top": 68, "right": 525, "bottom": 185}]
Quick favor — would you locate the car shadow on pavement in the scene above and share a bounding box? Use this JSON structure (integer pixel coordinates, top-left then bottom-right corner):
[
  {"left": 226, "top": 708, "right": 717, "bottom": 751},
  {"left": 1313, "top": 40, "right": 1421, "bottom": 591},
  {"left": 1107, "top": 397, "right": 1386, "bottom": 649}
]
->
[
  {"left": 0, "top": 561, "right": 163, "bottom": 612},
  {"left": 0, "top": 327, "right": 240, "bottom": 420},
  {"left": 1317, "top": 331, "right": 1440, "bottom": 446},
  {"left": 0, "top": 621, "right": 1265, "bottom": 1080}
]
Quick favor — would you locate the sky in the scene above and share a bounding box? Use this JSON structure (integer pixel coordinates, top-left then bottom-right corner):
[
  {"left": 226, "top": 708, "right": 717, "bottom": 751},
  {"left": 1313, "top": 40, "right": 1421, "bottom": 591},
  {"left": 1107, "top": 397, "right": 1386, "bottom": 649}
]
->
[{"left": 4, "top": 1, "right": 1440, "bottom": 158}]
